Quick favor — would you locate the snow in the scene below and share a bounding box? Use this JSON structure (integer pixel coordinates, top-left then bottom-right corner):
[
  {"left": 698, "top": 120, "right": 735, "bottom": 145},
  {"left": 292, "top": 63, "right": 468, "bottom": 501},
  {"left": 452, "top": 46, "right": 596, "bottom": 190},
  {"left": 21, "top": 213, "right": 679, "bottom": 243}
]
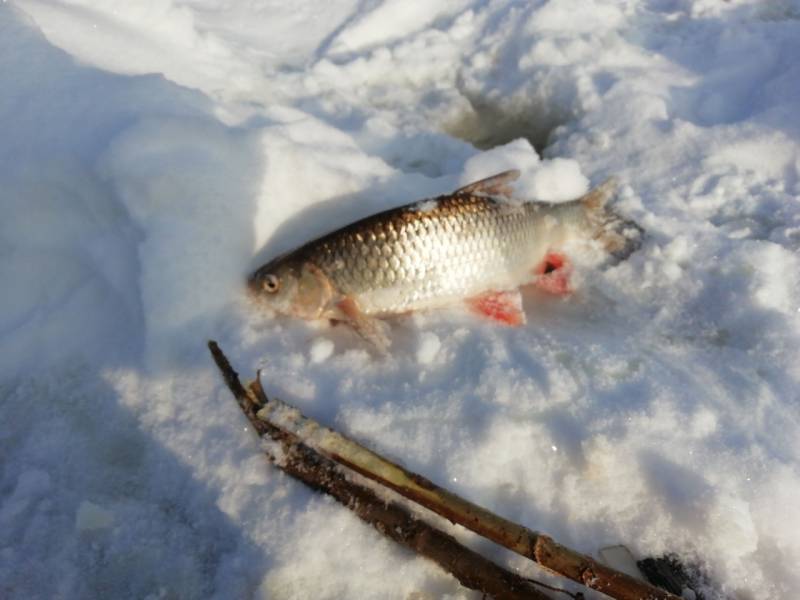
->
[
  {"left": 416, "top": 331, "right": 442, "bottom": 365},
  {"left": 309, "top": 338, "right": 335, "bottom": 364},
  {"left": 75, "top": 500, "right": 115, "bottom": 532},
  {"left": 2, "top": 1, "right": 800, "bottom": 599}
]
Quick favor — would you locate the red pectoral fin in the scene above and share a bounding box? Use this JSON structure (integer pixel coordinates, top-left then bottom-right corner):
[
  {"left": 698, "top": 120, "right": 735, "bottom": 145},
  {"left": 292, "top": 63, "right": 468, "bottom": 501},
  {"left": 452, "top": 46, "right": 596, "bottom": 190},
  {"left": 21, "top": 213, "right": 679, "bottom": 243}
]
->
[
  {"left": 466, "top": 290, "right": 526, "bottom": 326},
  {"left": 533, "top": 251, "right": 573, "bottom": 295}
]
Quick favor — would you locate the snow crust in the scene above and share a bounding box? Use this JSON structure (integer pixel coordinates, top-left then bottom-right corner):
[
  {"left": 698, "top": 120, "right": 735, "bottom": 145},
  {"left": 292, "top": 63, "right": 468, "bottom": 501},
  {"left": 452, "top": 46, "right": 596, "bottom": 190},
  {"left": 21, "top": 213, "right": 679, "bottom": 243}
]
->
[{"left": 3, "top": 1, "right": 800, "bottom": 599}]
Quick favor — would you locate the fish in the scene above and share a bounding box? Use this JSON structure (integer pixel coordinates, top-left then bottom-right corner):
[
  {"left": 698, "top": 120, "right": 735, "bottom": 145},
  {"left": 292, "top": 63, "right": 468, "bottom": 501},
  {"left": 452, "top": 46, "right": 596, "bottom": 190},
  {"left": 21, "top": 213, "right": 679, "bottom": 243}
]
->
[{"left": 248, "top": 170, "right": 642, "bottom": 351}]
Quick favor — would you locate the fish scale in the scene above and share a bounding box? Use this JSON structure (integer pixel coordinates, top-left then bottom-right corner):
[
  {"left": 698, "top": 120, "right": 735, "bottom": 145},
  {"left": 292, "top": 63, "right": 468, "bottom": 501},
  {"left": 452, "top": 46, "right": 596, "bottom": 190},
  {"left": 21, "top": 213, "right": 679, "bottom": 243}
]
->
[{"left": 304, "top": 194, "right": 558, "bottom": 314}]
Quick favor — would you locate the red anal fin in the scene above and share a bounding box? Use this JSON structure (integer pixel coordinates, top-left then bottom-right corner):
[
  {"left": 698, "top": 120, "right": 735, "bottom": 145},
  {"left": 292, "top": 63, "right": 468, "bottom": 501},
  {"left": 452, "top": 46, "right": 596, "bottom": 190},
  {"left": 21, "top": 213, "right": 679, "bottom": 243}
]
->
[
  {"left": 466, "top": 290, "right": 525, "bottom": 326},
  {"left": 533, "top": 251, "right": 573, "bottom": 295}
]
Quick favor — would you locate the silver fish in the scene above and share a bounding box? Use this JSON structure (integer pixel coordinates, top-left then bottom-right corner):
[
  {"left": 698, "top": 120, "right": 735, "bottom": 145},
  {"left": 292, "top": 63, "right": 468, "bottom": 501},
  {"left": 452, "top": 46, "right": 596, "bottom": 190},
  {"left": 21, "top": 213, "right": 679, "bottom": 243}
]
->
[{"left": 249, "top": 170, "right": 642, "bottom": 350}]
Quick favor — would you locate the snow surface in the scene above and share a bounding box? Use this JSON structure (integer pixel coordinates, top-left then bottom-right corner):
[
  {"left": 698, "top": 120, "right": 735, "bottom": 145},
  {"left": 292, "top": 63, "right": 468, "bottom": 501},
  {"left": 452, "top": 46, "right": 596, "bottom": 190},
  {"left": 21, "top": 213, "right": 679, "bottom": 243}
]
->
[{"left": 3, "top": 1, "right": 800, "bottom": 599}]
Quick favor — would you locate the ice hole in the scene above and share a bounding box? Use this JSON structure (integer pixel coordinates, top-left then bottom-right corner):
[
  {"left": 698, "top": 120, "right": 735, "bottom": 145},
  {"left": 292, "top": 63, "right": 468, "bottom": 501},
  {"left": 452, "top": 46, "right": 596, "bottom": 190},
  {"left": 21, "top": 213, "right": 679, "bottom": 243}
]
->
[{"left": 443, "top": 94, "right": 572, "bottom": 155}]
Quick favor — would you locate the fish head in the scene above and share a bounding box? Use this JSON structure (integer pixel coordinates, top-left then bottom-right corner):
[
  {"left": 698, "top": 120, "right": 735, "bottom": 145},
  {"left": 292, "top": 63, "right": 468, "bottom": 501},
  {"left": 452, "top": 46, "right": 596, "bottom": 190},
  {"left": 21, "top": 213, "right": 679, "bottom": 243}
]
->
[{"left": 248, "top": 257, "right": 333, "bottom": 320}]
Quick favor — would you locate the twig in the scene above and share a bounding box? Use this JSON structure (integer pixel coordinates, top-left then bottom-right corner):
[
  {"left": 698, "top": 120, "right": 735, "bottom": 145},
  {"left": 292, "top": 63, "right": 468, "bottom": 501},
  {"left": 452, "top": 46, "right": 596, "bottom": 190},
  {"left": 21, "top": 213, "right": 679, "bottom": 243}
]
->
[
  {"left": 208, "top": 341, "right": 552, "bottom": 600},
  {"left": 247, "top": 370, "right": 680, "bottom": 600},
  {"left": 525, "top": 577, "right": 585, "bottom": 600}
]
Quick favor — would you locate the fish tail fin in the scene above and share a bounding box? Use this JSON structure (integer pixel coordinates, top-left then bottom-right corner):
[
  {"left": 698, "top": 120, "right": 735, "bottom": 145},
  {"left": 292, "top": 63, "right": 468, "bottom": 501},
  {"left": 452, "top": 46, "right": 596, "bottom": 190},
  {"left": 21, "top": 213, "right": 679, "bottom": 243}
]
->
[{"left": 580, "top": 177, "right": 644, "bottom": 260}]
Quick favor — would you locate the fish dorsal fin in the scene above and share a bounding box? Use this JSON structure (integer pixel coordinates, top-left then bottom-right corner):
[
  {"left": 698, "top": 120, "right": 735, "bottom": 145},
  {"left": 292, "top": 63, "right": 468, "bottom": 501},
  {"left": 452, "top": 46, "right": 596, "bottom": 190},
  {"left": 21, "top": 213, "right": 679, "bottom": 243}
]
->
[{"left": 454, "top": 169, "right": 521, "bottom": 198}]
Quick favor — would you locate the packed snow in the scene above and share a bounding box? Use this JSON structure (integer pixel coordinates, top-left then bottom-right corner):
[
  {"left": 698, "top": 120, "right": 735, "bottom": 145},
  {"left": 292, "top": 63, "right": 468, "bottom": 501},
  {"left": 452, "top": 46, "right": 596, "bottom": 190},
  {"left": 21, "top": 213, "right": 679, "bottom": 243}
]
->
[{"left": 2, "top": 1, "right": 800, "bottom": 599}]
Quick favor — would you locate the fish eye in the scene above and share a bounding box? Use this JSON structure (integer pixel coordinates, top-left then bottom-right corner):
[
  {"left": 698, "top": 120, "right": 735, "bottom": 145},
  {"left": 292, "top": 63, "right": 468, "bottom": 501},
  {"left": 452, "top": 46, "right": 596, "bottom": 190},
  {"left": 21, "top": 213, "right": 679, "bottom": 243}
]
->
[{"left": 262, "top": 274, "right": 280, "bottom": 293}]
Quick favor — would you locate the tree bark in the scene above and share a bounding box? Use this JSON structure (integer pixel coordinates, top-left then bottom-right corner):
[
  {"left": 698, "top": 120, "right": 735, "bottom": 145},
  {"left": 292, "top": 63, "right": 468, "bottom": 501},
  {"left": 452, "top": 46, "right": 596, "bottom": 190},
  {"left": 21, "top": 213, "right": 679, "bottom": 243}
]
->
[{"left": 209, "top": 341, "right": 552, "bottom": 600}]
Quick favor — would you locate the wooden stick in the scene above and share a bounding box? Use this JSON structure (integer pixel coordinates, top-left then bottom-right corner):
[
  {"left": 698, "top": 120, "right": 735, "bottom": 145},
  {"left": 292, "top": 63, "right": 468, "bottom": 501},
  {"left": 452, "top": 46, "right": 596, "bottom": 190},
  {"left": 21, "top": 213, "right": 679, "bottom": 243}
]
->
[
  {"left": 249, "top": 363, "right": 680, "bottom": 600},
  {"left": 208, "top": 341, "right": 553, "bottom": 600}
]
